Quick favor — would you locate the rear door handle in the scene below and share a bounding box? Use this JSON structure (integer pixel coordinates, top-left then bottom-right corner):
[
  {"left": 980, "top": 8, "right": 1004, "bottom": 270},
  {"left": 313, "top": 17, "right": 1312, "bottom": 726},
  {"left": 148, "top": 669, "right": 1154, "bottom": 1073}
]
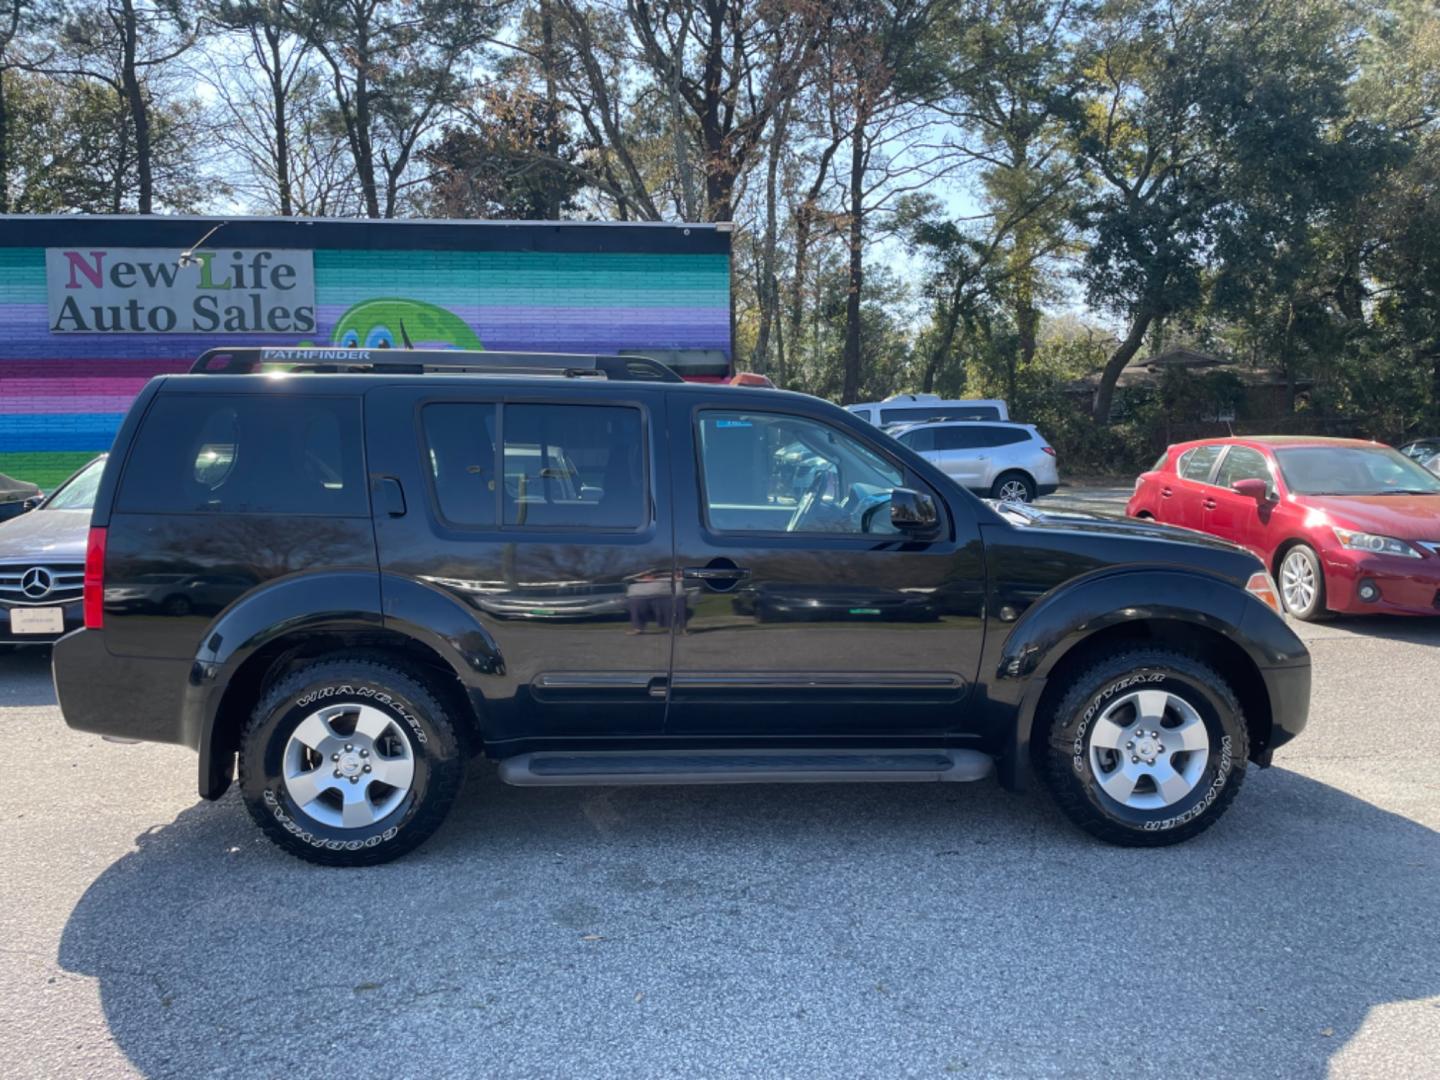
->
[
  {"left": 1161, "top": 487, "right": 1173, "bottom": 498},
  {"left": 374, "top": 476, "right": 406, "bottom": 517},
  {"left": 683, "top": 566, "right": 751, "bottom": 581}
]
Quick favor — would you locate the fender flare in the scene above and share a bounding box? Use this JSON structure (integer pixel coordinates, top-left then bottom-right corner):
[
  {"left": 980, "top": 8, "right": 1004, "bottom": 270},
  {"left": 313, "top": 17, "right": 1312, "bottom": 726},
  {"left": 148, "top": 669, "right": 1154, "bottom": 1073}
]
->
[
  {"left": 187, "top": 571, "right": 505, "bottom": 799},
  {"left": 990, "top": 566, "right": 1298, "bottom": 790}
]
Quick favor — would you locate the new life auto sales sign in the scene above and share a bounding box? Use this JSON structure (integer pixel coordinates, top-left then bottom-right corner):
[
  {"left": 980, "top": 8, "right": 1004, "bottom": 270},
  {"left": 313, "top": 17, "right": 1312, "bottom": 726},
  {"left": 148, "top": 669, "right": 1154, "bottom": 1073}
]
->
[{"left": 45, "top": 247, "right": 316, "bottom": 333}]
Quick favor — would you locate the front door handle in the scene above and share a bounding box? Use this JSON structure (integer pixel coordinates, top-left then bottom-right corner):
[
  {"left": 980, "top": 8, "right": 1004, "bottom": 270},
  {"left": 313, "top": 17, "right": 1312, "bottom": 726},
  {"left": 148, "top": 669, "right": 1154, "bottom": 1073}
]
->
[
  {"left": 1203, "top": 498, "right": 1217, "bottom": 510},
  {"left": 683, "top": 566, "right": 751, "bottom": 581}
]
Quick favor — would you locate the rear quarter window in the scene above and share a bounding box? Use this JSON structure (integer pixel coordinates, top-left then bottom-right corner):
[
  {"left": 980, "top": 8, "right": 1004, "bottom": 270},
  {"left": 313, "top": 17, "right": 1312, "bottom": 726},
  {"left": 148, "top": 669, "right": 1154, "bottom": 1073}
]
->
[{"left": 116, "top": 393, "right": 367, "bottom": 515}]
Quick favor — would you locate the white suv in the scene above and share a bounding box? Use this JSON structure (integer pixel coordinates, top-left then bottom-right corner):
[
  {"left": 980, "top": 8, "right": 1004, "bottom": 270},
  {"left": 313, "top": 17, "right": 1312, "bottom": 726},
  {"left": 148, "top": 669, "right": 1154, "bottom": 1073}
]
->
[
  {"left": 892, "top": 421, "right": 1058, "bottom": 502},
  {"left": 846, "top": 394, "right": 1009, "bottom": 428}
]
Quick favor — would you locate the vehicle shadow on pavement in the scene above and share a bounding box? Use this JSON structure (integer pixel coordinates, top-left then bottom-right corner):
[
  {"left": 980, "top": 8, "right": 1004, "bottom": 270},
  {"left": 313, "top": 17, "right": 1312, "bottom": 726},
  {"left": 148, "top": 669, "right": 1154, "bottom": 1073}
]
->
[
  {"left": 57, "top": 764, "right": 1440, "bottom": 1077},
  {"left": 0, "top": 648, "right": 56, "bottom": 707}
]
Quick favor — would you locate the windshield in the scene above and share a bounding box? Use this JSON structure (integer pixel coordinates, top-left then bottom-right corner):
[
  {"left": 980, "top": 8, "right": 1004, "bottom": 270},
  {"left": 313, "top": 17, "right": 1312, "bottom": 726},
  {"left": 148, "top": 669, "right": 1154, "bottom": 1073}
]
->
[
  {"left": 1274, "top": 445, "right": 1440, "bottom": 496},
  {"left": 43, "top": 458, "right": 104, "bottom": 511}
]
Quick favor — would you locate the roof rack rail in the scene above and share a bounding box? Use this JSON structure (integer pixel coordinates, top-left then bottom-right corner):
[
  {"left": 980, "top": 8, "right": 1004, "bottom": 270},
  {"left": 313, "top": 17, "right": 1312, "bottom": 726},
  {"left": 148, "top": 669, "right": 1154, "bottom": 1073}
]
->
[{"left": 188, "top": 347, "right": 685, "bottom": 383}]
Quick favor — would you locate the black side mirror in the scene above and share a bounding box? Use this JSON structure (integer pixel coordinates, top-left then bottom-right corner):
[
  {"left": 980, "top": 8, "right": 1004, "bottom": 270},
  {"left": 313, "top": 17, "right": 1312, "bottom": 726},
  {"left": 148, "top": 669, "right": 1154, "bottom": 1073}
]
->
[{"left": 890, "top": 487, "right": 938, "bottom": 530}]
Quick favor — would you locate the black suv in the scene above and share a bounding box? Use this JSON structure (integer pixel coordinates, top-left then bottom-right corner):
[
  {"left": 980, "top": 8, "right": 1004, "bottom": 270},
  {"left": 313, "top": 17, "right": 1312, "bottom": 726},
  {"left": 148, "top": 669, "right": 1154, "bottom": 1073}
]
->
[{"left": 53, "top": 348, "right": 1310, "bottom": 865}]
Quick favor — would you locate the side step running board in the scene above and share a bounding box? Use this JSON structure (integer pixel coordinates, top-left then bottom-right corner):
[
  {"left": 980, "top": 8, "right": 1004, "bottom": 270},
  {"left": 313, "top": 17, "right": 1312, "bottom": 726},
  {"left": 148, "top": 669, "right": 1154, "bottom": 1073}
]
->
[{"left": 497, "top": 748, "right": 994, "bottom": 787}]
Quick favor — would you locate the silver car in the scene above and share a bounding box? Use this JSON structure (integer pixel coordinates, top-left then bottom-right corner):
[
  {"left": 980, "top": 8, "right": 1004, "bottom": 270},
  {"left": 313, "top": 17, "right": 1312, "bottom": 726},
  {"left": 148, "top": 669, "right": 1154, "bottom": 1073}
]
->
[{"left": 892, "top": 421, "right": 1059, "bottom": 502}]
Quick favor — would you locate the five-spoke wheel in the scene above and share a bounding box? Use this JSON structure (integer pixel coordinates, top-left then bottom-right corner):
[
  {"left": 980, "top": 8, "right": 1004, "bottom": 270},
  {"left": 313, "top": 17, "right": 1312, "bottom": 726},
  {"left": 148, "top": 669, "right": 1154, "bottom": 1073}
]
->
[{"left": 239, "top": 658, "right": 465, "bottom": 866}]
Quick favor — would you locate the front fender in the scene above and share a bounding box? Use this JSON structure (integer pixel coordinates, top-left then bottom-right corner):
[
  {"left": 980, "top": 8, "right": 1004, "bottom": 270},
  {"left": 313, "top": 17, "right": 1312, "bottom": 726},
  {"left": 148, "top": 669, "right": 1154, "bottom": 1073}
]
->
[
  {"left": 988, "top": 567, "right": 1308, "bottom": 789},
  {"left": 997, "top": 567, "right": 1256, "bottom": 684}
]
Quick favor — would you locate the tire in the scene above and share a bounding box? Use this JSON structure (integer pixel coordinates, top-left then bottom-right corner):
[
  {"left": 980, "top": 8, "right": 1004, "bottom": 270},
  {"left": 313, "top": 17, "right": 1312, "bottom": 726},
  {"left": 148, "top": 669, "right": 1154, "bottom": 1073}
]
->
[
  {"left": 991, "top": 471, "right": 1036, "bottom": 503},
  {"left": 1036, "top": 649, "right": 1249, "bottom": 846},
  {"left": 1277, "top": 544, "right": 1327, "bottom": 621},
  {"left": 238, "top": 657, "right": 466, "bottom": 866}
]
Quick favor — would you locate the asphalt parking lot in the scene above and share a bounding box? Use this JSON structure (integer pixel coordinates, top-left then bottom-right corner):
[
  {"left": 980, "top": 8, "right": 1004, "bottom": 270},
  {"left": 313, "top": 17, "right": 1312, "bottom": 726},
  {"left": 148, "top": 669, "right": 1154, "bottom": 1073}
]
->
[{"left": 2, "top": 609, "right": 1439, "bottom": 1080}]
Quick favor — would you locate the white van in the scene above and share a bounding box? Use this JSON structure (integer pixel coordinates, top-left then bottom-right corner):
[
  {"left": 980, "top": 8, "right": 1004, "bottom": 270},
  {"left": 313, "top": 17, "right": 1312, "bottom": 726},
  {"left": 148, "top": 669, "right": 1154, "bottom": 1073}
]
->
[{"left": 846, "top": 394, "right": 1009, "bottom": 428}]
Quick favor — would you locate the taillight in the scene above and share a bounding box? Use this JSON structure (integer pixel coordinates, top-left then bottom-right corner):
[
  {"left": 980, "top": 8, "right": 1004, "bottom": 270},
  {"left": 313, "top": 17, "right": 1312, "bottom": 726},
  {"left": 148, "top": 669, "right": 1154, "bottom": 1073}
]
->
[
  {"left": 84, "top": 527, "right": 107, "bottom": 629},
  {"left": 1041, "top": 446, "right": 1056, "bottom": 456}
]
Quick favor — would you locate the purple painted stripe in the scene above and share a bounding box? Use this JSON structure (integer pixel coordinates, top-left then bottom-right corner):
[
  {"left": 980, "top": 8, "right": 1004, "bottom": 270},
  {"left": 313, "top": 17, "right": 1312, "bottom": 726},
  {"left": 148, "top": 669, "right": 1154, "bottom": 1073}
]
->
[
  {"left": 0, "top": 375, "right": 158, "bottom": 394},
  {"left": 0, "top": 360, "right": 190, "bottom": 378}
]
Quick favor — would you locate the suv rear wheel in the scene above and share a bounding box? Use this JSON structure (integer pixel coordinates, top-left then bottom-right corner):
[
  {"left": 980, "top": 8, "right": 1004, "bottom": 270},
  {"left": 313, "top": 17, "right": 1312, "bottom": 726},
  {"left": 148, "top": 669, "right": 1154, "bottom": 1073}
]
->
[
  {"left": 991, "top": 471, "right": 1036, "bottom": 503},
  {"left": 238, "top": 657, "right": 465, "bottom": 866},
  {"left": 1036, "top": 649, "right": 1248, "bottom": 846}
]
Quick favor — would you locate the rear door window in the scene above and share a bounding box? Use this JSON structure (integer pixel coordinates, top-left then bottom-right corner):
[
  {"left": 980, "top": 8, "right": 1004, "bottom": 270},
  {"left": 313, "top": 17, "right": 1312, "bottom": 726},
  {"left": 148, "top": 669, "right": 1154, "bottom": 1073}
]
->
[
  {"left": 423, "top": 403, "right": 499, "bottom": 527},
  {"left": 936, "top": 427, "right": 992, "bottom": 450},
  {"left": 117, "top": 394, "right": 366, "bottom": 515},
  {"left": 898, "top": 428, "right": 937, "bottom": 452},
  {"left": 423, "top": 402, "right": 647, "bottom": 530},
  {"left": 502, "top": 404, "right": 646, "bottom": 529},
  {"left": 1177, "top": 445, "right": 1224, "bottom": 483}
]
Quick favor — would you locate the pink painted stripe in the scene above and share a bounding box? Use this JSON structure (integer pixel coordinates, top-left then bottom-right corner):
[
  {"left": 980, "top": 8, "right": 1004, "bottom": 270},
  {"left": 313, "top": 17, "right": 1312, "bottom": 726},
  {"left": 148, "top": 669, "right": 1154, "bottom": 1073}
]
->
[
  {"left": 0, "top": 393, "right": 139, "bottom": 414},
  {"left": 0, "top": 377, "right": 154, "bottom": 396}
]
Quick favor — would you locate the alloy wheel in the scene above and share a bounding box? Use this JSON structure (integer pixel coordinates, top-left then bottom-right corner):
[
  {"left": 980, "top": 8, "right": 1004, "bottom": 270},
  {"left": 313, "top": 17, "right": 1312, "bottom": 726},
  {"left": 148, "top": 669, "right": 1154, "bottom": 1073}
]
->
[
  {"left": 998, "top": 479, "right": 1031, "bottom": 503},
  {"left": 1087, "top": 688, "right": 1210, "bottom": 810},
  {"left": 1280, "top": 549, "right": 1317, "bottom": 614},
  {"left": 281, "top": 703, "right": 415, "bottom": 829}
]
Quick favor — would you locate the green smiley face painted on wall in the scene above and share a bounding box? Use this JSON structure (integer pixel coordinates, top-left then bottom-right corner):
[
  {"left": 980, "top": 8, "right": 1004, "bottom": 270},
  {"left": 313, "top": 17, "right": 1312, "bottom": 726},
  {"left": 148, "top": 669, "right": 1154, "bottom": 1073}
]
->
[{"left": 331, "top": 298, "right": 484, "bottom": 350}]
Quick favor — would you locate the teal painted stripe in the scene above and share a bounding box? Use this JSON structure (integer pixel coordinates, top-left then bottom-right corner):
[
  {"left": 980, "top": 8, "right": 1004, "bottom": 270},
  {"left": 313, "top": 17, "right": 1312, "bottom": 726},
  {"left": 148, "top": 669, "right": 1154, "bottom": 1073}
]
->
[
  {"left": 0, "top": 248, "right": 45, "bottom": 300},
  {"left": 0, "top": 248, "right": 731, "bottom": 308}
]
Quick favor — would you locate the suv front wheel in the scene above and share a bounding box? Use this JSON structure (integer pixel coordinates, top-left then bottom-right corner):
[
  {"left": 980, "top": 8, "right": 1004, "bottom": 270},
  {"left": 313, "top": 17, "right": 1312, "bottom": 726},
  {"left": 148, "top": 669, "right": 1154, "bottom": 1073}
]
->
[
  {"left": 1037, "top": 649, "right": 1249, "bottom": 846},
  {"left": 238, "top": 657, "right": 466, "bottom": 866}
]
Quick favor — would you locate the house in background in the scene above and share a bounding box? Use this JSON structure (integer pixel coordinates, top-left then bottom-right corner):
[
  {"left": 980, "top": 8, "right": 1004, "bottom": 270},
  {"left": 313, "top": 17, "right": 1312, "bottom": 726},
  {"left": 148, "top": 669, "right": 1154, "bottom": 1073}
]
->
[{"left": 1071, "top": 345, "right": 1311, "bottom": 426}]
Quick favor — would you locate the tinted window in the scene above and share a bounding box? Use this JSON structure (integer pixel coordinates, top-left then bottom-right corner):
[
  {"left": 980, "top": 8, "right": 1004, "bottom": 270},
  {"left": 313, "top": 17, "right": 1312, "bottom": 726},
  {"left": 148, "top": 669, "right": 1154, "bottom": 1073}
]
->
[
  {"left": 423, "top": 403, "right": 499, "bottom": 526},
  {"left": 880, "top": 405, "right": 1001, "bottom": 424},
  {"left": 936, "top": 426, "right": 989, "bottom": 450},
  {"left": 1177, "top": 445, "right": 1224, "bottom": 483},
  {"left": 933, "top": 425, "right": 1026, "bottom": 450},
  {"left": 502, "top": 404, "right": 645, "bottom": 529},
  {"left": 118, "top": 394, "right": 366, "bottom": 515},
  {"left": 899, "top": 428, "right": 936, "bottom": 452},
  {"left": 1214, "top": 446, "right": 1271, "bottom": 489},
  {"left": 698, "top": 411, "right": 903, "bottom": 535}
]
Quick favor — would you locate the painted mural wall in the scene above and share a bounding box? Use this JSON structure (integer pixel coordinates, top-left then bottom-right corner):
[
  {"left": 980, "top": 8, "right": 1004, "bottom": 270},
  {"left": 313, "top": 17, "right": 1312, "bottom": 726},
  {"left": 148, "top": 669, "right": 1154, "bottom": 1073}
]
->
[{"left": 0, "top": 218, "right": 732, "bottom": 488}]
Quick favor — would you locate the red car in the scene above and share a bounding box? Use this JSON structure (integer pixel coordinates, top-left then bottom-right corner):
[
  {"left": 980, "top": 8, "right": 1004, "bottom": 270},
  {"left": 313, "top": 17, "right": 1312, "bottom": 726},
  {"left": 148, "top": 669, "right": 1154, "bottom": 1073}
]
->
[{"left": 1127, "top": 437, "right": 1440, "bottom": 619}]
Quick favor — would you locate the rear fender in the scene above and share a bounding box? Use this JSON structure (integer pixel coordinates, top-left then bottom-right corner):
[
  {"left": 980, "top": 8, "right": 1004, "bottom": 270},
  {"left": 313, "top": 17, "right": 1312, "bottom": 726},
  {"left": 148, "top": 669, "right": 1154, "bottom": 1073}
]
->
[
  {"left": 187, "top": 571, "right": 505, "bottom": 799},
  {"left": 185, "top": 571, "right": 385, "bottom": 797}
]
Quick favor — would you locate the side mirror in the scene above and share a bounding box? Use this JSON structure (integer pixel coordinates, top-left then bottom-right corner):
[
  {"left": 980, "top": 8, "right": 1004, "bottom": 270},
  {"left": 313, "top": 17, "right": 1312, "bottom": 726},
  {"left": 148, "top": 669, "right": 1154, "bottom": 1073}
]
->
[
  {"left": 1232, "top": 478, "right": 1273, "bottom": 502},
  {"left": 890, "top": 487, "right": 938, "bottom": 530}
]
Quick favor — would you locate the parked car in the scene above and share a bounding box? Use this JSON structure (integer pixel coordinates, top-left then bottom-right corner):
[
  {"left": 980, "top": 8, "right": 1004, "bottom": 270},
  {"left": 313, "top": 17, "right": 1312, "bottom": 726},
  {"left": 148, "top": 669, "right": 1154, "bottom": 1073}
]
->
[
  {"left": 0, "top": 472, "right": 43, "bottom": 523},
  {"left": 1127, "top": 437, "right": 1440, "bottom": 620},
  {"left": 0, "top": 455, "right": 105, "bottom": 646},
  {"left": 1399, "top": 438, "right": 1440, "bottom": 476},
  {"left": 890, "top": 421, "right": 1058, "bottom": 503},
  {"left": 53, "top": 347, "right": 1309, "bottom": 865},
  {"left": 846, "top": 393, "right": 1009, "bottom": 427}
]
